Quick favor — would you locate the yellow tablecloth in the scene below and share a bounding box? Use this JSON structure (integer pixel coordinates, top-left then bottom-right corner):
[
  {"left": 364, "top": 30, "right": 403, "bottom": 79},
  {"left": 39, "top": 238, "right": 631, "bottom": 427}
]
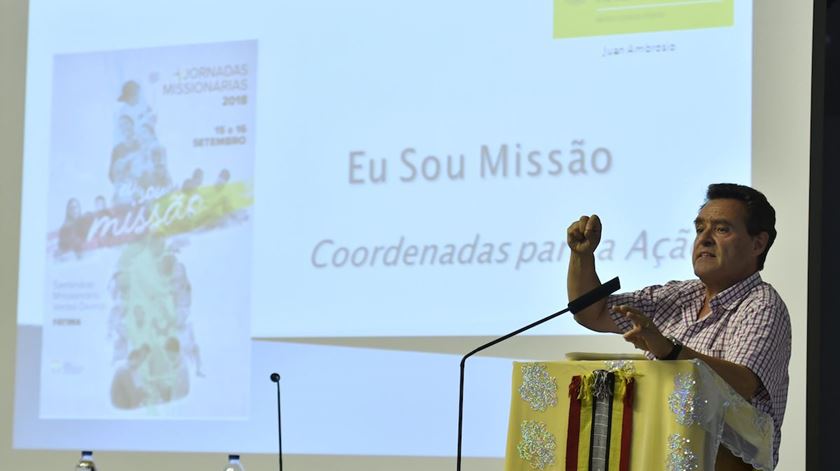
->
[{"left": 504, "top": 359, "right": 774, "bottom": 471}]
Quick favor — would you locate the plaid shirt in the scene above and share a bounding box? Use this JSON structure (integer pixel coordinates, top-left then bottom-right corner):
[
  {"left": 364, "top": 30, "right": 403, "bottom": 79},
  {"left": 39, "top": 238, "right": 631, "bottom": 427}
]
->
[{"left": 607, "top": 272, "right": 791, "bottom": 467}]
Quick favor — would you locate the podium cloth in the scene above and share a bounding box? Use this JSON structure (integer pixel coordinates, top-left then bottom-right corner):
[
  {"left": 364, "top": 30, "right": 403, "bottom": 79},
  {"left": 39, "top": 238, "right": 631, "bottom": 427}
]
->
[{"left": 504, "top": 359, "right": 773, "bottom": 471}]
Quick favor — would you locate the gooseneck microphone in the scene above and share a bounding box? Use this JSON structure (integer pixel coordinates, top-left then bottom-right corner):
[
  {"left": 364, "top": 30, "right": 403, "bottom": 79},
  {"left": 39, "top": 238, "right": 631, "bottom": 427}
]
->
[
  {"left": 455, "top": 277, "right": 620, "bottom": 471},
  {"left": 270, "top": 373, "right": 283, "bottom": 471}
]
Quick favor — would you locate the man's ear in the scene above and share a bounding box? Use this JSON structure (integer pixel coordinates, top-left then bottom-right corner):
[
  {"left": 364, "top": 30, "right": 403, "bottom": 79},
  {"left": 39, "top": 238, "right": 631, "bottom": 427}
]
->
[{"left": 753, "top": 232, "right": 769, "bottom": 256}]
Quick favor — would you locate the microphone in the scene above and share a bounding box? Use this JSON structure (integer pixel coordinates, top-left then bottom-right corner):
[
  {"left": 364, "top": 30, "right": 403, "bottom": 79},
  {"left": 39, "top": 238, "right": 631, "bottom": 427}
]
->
[
  {"left": 455, "top": 277, "right": 620, "bottom": 471},
  {"left": 567, "top": 276, "right": 621, "bottom": 314},
  {"left": 270, "top": 373, "right": 283, "bottom": 471}
]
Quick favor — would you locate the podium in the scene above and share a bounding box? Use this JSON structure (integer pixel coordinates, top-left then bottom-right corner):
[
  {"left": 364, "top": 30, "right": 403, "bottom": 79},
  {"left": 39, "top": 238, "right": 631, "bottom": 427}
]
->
[{"left": 504, "top": 359, "right": 774, "bottom": 471}]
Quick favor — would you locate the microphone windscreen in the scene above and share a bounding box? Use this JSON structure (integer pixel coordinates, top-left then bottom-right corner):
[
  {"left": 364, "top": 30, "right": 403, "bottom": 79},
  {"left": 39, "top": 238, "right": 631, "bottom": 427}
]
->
[{"left": 567, "top": 277, "right": 620, "bottom": 314}]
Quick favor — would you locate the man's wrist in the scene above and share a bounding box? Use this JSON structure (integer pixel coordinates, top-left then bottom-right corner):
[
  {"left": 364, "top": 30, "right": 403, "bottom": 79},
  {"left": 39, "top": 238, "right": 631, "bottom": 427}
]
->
[
  {"left": 658, "top": 336, "right": 683, "bottom": 360},
  {"left": 569, "top": 251, "right": 595, "bottom": 268}
]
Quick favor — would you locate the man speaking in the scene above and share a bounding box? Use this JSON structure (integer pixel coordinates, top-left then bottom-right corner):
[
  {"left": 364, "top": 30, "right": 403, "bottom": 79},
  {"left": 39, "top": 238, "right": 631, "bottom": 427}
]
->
[{"left": 567, "top": 183, "right": 791, "bottom": 469}]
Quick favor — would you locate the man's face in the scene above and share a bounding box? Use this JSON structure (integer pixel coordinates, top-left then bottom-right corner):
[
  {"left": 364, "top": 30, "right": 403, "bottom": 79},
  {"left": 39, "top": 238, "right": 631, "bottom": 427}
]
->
[{"left": 692, "top": 198, "right": 765, "bottom": 291}]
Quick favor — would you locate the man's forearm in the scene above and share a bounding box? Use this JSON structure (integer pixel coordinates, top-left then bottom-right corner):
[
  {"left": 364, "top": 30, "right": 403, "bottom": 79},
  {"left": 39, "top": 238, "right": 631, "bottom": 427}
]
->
[{"left": 568, "top": 252, "right": 609, "bottom": 331}]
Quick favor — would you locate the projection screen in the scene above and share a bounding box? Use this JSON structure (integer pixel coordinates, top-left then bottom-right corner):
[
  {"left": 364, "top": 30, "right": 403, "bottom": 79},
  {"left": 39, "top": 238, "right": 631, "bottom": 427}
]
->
[{"left": 0, "top": 0, "right": 812, "bottom": 469}]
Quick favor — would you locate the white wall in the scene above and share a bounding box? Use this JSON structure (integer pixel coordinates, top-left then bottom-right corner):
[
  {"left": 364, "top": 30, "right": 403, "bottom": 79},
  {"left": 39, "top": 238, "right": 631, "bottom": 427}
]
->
[{"left": 752, "top": 1, "right": 814, "bottom": 469}]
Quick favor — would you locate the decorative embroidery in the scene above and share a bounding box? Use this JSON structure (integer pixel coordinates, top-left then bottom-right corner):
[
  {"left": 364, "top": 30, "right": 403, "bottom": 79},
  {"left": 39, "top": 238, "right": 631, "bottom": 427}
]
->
[
  {"left": 667, "top": 433, "right": 699, "bottom": 471},
  {"left": 753, "top": 411, "right": 773, "bottom": 438},
  {"left": 518, "top": 420, "right": 556, "bottom": 470},
  {"left": 519, "top": 363, "right": 558, "bottom": 412},
  {"left": 668, "top": 373, "right": 705, "bottom": 426}
]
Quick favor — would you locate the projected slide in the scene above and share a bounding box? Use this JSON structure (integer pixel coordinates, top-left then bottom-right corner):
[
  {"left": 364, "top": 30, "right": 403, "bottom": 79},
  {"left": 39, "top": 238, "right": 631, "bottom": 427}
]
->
[
  {"left": 39, "top": 40, "right": 255, "bottom": 419},
  {"left": 16, "top": 0, "right": 751, "bottom": 458},
  {"left": 251, "top": 1, "right": 750, "bottom": 337}
]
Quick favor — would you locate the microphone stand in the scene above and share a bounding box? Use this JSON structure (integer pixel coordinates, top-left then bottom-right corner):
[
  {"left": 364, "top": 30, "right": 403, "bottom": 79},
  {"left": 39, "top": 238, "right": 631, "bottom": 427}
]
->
[
  {"left": 455, "top": 277, "right": 620, "bottom": 471},
  {"left": 270, "top": 373, "right": 283, "bottom": 471}
]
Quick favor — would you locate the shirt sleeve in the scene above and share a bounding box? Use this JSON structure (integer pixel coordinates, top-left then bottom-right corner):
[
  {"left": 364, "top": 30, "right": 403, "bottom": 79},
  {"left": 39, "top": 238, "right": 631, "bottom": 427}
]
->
[
  {"left": 723, "top": 291, "right": 791, "bottom": 412},
  {"left": 606, "top": 280, "right": 691, "bottom": 333},
  {"left": 606, "top": 284, "right": 664, "bottom": 333}
]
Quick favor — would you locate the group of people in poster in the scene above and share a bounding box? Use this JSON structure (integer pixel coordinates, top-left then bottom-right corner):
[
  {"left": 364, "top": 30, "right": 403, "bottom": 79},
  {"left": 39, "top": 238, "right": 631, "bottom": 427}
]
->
[
  {"left": 55, "top": 80, "right": 213, "bottom": 410},
  {"left": 108, "top": 245, "right": 204, "bottom": 409}
]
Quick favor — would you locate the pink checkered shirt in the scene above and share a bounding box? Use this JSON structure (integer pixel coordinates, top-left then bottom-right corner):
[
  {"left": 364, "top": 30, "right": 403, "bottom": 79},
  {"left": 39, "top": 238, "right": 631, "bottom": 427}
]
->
[{"left": 607, "top": 272, "right": 791, "bottom": 467}]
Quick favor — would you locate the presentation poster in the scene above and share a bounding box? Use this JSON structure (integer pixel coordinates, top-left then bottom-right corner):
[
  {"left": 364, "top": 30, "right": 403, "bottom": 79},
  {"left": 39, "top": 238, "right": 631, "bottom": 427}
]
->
[{"left": 40, "top": 40, "right": 256, "bottom": 419}]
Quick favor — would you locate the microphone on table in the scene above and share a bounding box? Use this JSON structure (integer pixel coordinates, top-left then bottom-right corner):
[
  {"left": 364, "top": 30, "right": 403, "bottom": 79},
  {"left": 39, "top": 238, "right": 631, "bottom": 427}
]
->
[
  {"left": 455, "top": 276, "right": 620, "bottom": 471},
  {"left": 270, "top": 373, "right": 284, "bottom": 471}
]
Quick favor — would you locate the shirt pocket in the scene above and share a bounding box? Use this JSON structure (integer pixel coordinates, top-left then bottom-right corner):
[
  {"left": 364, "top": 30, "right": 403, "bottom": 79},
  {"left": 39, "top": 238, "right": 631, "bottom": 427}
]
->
[
  {"left": 704, "top": 332, "right": 728, "bottom": 358},
  {"left": 696, "top": 322, "right": 729, "bottom": 356}
]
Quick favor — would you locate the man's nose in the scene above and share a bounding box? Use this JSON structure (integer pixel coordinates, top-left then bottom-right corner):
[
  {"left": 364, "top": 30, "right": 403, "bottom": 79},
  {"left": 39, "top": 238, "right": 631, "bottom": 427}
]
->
[{"left": 697, "top": 229, "right": 714, "bottom": 246}]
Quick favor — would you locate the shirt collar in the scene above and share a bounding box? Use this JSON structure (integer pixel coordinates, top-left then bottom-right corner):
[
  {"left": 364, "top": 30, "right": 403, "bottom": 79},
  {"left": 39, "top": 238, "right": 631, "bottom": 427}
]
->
[{"left": 709, "top": 271, "right": 762, "bottom": 310}]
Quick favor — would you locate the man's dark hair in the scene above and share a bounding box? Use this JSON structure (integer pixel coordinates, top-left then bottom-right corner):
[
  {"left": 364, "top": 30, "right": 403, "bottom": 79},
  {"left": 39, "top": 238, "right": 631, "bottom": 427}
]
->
[{"left": 704, "top": 183, "right": 777, "bottom": 270}]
